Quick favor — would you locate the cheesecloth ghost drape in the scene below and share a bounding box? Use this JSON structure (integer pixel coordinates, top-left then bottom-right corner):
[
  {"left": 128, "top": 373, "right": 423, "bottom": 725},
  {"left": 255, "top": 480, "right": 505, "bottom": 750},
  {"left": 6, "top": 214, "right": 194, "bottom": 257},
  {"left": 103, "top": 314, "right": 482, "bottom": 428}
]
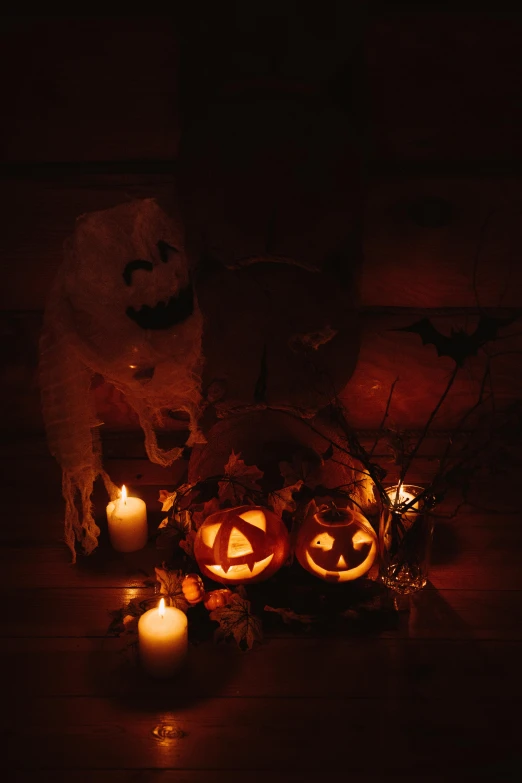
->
[{"left": 39, "top": 199, "right": 203, "bottom": 560}]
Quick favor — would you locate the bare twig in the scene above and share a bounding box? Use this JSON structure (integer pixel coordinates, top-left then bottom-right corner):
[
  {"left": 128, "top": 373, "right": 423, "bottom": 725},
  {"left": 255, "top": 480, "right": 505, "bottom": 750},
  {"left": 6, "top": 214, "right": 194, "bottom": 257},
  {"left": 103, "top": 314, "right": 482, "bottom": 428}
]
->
[
  {"left": 399, "top": 364, "right": 459, "bottom": 487},
  {"left": 369, "top": 377, "right": 399, "bottom": 458}
]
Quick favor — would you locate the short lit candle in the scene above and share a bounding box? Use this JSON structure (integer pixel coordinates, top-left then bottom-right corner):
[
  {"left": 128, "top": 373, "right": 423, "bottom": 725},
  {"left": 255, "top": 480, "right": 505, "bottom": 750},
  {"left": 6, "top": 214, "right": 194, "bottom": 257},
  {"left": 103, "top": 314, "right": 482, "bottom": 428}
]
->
[
  {"left": 386, "top": 483, "right": 421, "bottom": 517},
  {"left": 106, "top": 485, "right": 148, "bottom": 552},
  {"left": 138, "top": 597, "right": 188, "bottom": 678}
]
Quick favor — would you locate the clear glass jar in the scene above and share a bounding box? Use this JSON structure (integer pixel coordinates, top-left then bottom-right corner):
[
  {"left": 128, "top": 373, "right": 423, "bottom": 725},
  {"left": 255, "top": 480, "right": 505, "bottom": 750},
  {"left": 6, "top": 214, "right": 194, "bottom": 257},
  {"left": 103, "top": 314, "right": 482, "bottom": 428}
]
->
[{"left": 378, "top": 484, "right": 435, "bottom": 594}]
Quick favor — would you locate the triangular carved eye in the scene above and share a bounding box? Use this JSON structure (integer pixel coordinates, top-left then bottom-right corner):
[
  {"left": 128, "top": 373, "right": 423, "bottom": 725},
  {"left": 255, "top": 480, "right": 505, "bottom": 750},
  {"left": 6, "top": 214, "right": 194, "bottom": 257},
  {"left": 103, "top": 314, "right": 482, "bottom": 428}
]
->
[
  {"left": 311, "top": 532, "right": 335, "bottom": 551},
  {"left": 227, "top": 527, "right": 254, "bottom": 558},
  {"left": 201, "top": 522, "right": 221, "bottom": 548},
  {"left": 239, "top": 509, "right": 266, "bottom": 532},
  {"left": 352, "top": 530, "right": 373, "bottom": 550}
]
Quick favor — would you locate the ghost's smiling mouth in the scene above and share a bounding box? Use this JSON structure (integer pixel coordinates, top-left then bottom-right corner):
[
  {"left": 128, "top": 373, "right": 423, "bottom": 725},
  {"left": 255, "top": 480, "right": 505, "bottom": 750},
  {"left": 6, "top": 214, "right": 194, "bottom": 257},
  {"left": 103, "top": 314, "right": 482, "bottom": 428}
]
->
[{"left": 126, "top": 284, "right": 194, "bottom": 330}]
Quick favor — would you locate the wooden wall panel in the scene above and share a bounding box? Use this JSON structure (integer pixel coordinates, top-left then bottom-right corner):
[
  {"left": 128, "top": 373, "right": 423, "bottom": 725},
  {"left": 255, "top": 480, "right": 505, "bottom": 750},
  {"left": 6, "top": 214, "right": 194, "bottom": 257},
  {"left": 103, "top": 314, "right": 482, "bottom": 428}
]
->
[
  {"left": 363, "top": 177, "right": 522, "bottom": 307},
  {"left": 1, "top": 175, "right": 521, "bottom": 310},
  {"left": 0, "top": 172, "right": 178, "bottom": 310},
  {"left": 2, "top": 311, "right": 521, "bottom": 434},
  {"left": 341, "top": 312, "right": 522, "bottom": 429},
  {"left": 366, "top": 13, "right": 522, "bottom": 163},
  {"left": 0, "top": 17, "right": 180, "bottom": 163}
]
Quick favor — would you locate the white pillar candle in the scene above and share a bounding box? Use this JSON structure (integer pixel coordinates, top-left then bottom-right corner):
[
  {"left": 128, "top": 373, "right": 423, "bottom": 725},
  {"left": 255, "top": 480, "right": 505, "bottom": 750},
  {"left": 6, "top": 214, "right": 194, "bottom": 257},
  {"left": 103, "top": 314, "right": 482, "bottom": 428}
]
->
[
  {"left": 138, "top": 598, "right": 188, "bottom": 678},
  {"left": 386, "top": 484, "right": 421, "bottom": 518},
  {"left": 106, "top": 485, "right": 148, "bottom": 552}
]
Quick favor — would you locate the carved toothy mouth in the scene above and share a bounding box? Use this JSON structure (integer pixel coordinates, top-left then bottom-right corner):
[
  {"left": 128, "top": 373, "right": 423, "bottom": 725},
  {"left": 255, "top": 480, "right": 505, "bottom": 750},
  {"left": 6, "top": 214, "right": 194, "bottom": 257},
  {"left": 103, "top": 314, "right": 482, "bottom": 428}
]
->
[
  {"left": 126, "top": 284, "right": 194, "bottom": 330},
  {"left": 305, "top": 548, "right": 375, "bottom": 582},
  {"left": 206, "top": 554, "right": 275, "bottom": 581}
]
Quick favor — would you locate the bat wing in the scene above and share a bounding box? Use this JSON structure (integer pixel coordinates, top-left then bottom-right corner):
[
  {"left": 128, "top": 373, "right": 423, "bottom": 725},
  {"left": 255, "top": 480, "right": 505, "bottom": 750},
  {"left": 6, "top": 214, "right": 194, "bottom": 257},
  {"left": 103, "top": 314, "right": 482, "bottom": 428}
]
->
[
  {"left": 472, "top": 314, "right": 519, "bottom": 347},
  {"left": 396, "top": 318, "right": 467, "bottom": 365}
]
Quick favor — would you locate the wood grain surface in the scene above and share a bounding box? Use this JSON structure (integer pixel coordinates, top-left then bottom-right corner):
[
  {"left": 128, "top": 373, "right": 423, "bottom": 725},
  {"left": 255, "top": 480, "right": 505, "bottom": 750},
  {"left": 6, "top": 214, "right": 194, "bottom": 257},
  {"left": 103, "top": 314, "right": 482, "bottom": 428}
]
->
[
  {"left": 1, "top": 451, "right": 522, "bottom": 780},
  {"left": 2, "top": 10, "right": 522, "bottom": 780},
  {"left": 0, "top": 17, "right": 180, "bottom": 163},
  {"left": 2, "top": 309, "right": 521, "bottom": 433},
  {"left": 1, "top": 174, "right": 521, "bottom": 310}
]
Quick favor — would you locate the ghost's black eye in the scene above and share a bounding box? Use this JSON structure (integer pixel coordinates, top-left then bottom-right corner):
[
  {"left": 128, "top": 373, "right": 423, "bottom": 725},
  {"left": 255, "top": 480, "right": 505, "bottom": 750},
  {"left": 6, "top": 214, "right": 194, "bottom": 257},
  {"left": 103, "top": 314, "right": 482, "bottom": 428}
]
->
[
  {"left": 123, "top": 260, "right": 153, "bottom": 286},
  {"left": 157, "top": 240, "right": 178, "bottom": 263}
]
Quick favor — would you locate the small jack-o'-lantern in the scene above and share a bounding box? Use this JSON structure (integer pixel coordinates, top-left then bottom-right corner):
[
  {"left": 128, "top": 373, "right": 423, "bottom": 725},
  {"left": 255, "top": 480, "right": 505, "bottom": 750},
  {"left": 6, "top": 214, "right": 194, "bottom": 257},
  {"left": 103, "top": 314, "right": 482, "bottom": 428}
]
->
[
  {"left": 194, "top": 506, "right": 289, "bottom": 584},
  {"left": 295, "top": 505, "right": 377, "bottom": 582}
]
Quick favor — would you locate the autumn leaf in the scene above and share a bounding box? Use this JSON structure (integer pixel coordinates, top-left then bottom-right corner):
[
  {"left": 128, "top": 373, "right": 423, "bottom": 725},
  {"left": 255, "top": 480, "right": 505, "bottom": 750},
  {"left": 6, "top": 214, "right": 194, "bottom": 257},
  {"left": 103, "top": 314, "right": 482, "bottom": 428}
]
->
[
  {"left": 279, "top": 451, "right": 316, "bottom": 486},
  {"left": 209, "top": 593, "right": 263, "bottom": 651},
  {"left": 158, "top": 489, "right": 177, "bottom": 512},
  {"left": 122, "top": 614, "right": 138, "bottom": 633},
  {"left": 218, "top": 451, "right": 264, "bottom": 505},
  {"left": 264, "top": 605, "right": 316, "bottom": 627},
  {"left": 192, "top": 497, "right": 221, "bottom": 529},
  {"left": 158, "top": 517, "right": 170, "bottom": 529},
  {"left": 174, "top": 483, "right": 196, "bottom": 505},
  {"left": 179, "top": 530, "right": 197, "bottom": 561},
  {"left": 107, "top": 597, "right": 146, "bottom": 636},
  {"left": 172, "top": 509, "right": 193, "bottom": 534},
  {"left": 154, "top": 566, "right": 189, "bottom": 611},
  {"left": 268, "top": 481, "right": 303, "bottom": 517}
]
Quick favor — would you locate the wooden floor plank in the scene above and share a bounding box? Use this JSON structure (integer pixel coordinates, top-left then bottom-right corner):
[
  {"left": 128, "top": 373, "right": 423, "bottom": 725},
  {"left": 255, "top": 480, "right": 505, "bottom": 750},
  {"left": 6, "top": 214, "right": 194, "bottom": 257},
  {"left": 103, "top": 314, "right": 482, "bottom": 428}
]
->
[
  {"left": 4, "top": 695, "right": 519, "bottom": 775},
  {"left": 2, "top": 504, "right": 521, "bottom": 591},
  {"left": 1, "top": 586, "right": 521, "bottom": 640},
  {"left": 7, "top": 773, "right": 458, "bottom": 783},
  {"left": 2, "top": 637, "right": 521, "bottom": 702}
]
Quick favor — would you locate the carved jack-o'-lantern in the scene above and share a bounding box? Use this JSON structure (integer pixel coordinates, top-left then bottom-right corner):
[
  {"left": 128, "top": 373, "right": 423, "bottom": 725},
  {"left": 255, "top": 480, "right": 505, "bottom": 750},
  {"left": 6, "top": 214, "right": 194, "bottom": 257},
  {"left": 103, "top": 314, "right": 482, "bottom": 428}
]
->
[
  {"left": 194, "top": 506, "right": 289, "bottom": 584},
  {"left": 295, "top": 506, "right": 377, "bottom": 582}
]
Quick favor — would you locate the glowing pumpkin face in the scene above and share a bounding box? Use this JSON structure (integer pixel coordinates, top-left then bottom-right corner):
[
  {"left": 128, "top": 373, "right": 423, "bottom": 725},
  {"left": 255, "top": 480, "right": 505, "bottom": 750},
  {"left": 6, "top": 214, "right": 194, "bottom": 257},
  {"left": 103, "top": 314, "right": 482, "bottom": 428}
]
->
[
  {"left": 194, "top": 505, "right": 289, "bottom": 584},
  {"left": 295, "top": 506, "right": 377, "bottom": 582}
]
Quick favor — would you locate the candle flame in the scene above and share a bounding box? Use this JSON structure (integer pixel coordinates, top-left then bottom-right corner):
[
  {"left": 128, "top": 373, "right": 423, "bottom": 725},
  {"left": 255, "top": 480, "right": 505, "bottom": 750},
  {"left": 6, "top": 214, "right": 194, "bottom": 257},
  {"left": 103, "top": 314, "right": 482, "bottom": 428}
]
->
[
  {"left": 121, "top": 484, "right": 127, "bottom": 504},
  {"left": 159, "top": 597, "right": 166, "bottom": 617}
]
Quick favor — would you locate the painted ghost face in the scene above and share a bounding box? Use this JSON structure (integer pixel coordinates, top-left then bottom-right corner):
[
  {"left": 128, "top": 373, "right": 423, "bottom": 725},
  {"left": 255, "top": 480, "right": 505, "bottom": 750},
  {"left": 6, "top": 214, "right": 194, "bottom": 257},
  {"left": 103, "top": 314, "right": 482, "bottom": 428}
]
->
[
  {"left": 123, "top": 239, "right": 194, "bottom": 330},
  {"left": 63, "top": 199, "right": 200, "bottom": 375}
]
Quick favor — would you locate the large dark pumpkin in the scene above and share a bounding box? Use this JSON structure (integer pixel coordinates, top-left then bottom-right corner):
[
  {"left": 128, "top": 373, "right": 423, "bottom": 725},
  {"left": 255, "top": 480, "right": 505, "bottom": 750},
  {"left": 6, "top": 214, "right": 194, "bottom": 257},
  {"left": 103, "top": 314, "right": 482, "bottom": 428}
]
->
[
  {"left": 194, "top": 505, "right": 289, "bottom": 584},
  {"left": 295, "top": 506, "right": 377, "bottom": 582}
]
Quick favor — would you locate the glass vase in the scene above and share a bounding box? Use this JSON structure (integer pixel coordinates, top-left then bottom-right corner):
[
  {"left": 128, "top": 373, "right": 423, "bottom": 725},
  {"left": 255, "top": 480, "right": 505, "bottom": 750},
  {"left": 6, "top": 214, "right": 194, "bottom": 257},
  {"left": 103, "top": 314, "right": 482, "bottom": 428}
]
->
[{"left": 378, "top": 485, "right": 435, "bottom": 594}]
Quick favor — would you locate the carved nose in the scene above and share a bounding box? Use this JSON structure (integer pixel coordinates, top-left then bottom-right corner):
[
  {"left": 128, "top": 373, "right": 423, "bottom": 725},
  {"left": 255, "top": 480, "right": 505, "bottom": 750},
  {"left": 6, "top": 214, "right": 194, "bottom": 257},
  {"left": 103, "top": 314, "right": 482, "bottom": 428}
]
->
[{"left": 336, "top": 555, "right": 348, "bottom": 569}]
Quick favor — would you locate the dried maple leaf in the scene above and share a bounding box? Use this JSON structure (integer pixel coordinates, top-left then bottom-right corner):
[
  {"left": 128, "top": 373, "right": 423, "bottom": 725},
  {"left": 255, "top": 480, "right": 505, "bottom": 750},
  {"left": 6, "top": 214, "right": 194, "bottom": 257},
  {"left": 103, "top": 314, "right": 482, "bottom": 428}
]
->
[
  {"left": 218, "top": 450, "right": 264, "bottom": 505},
  {"left": 264, "top": 605, "right": 316, "bottom": 627},
  {"left": 192, "top": 497, "right": 221, "bottom": 529},
  {"left": 154, "top": 566, "right": 189, "bottom": 611},
  {"left": 122, "top": 614, "right": 138, "bottom": 633},
  {"left": 179, "top": 530, "right": 197, "bottom": 561},
  {"left": 268, "top": 481, "right": 303, "bottom": 517},
  {"left": 172, "top": 509, "right": 193, "bottom": 534},
  {"left": 107, "top": 597, "right": 145, "bottom": 636},
  {"left": 209, "top": 593, "right": 263, "bottom": 651},
  {"left": 279, "top": 452, "right": 316, "bottom": 486},
  {"left": 158, "top": 516, "right": 170, "bottom": 529},
  {"left": 158, "top": 489, "right": 177, "bottom": 512}
]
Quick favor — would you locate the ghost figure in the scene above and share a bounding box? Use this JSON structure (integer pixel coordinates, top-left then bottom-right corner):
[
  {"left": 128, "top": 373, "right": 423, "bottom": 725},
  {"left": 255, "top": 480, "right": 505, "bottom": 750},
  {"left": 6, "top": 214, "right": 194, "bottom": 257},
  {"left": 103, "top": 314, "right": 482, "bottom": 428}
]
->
[{"left": 39, "top": 199, "right": 203, "bottom": 560}]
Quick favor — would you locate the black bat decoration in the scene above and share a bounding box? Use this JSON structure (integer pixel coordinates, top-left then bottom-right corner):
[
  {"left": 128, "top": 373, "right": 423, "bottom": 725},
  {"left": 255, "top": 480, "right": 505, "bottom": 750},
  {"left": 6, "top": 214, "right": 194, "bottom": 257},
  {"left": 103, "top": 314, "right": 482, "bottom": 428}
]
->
[{"left": 396, "top": 314, "right": 518, "bottom": 367}]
